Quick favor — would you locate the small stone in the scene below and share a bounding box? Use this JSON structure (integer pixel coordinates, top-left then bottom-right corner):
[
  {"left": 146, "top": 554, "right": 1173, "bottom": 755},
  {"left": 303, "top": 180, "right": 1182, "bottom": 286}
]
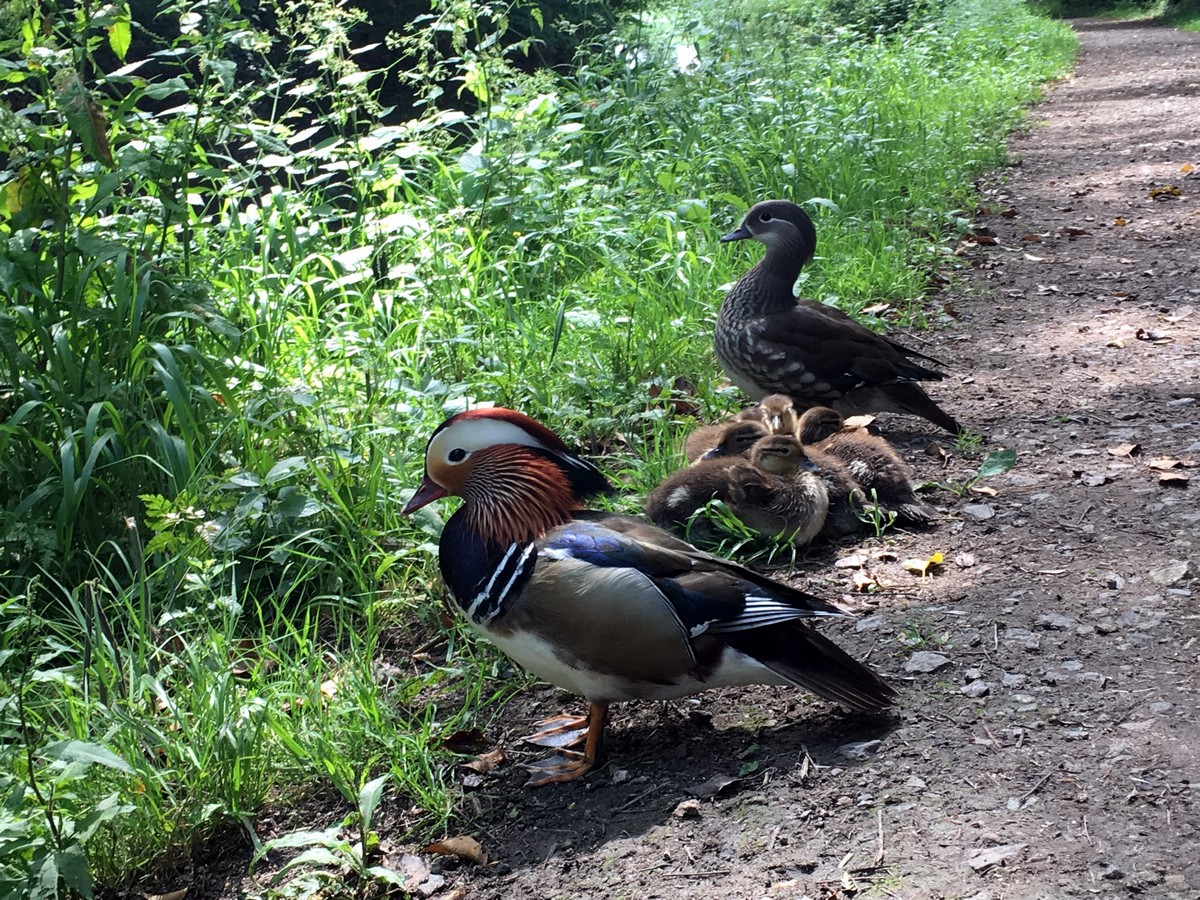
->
[
  {"left": 1002, "top": 673, "right": 1027, "bottom": 688},
  {"left": 1150, "top": 701, "right": 1173, "bottom": 714},
  {"left": 1061, "top": 659, "right": 1084, "bottom": 671},
  {"left": 1148, "top": 560, "right": 1190, "bottom": 586},
  {"left": 1096, "top": 620, "right": 1120, "bottom": 634},
  {"left": 1036, "top": 612, "right": 1076, "bottom": 630},
  {"left": 904, "top": 651, "right": 952, "bottom": 674},
  {"left": 837, "top": 739, "right": 882, "bottom": 760},
  {"left": 964, "top": 667, "right": 984, "bottom": 681},
  {"left": 855, "top": 615, "right": 889, "bottom": 632},
  {"left": 1102, "top": 866, "right": 1126, "bottom": 881},
  {"left": 961, "top": 680, "right": 992, "bottom": 698},
  {"left": 1105, "top": 573, "right": 1126, "bottom": 589},
  {"left": 673, "top": 798, "right": 702, "bottom": 819},
  {"left": 962, "top": 503, "right": 995, "bottom": 520},
  {"left": 967, "top": 843, "right": 1026, "bottom": 872},
  {"left": 612, "top": 768, "right": 630, "bottom": 785},
  {"left": 905, "top": 776, "right": 928, "bottom": 789}
]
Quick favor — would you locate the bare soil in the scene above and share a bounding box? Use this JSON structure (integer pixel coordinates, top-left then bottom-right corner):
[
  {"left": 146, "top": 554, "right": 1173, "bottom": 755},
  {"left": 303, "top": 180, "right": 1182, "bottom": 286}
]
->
[{"left": 150, "top": 18, "right": 1200, "bottom": 900}]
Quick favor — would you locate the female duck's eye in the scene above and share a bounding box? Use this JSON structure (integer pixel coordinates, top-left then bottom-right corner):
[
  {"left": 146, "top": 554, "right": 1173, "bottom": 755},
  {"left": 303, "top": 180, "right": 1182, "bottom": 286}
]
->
[
  {"left": 448, "top": 448, "right": 467, "bottom": 463},
  {"left": 758, "top": 211, "right": 773, "bottom": 222}
]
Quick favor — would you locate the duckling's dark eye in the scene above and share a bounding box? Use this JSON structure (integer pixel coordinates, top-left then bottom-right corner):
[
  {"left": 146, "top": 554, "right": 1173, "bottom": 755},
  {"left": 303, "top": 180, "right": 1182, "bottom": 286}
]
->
[
  {"left": 448, "top": 448, "right": 467, "bottom": 463},
  {"left": 758, "top": 211, "right": 773, "bottom": 222}
]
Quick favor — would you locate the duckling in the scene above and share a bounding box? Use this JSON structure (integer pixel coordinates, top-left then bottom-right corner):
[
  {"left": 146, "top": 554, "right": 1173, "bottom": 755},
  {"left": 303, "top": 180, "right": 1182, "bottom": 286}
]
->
[
  {"left": 730, "top": 435, "right": 829, "bottom": 545},
  {"left": 683, "top": 419, "right": 767, "bottom": 464},
  {"left": 798, "top": 407, "right": 937, "bottom": 524},
  {"left": 733, "top": 393, "right": 800, "bottom": 436},
  {"left": 645, "top": 456, "right": 750, "bottom": 541},
  {"left": 778, "top": 442, "right": 867, "bottom": 540}
]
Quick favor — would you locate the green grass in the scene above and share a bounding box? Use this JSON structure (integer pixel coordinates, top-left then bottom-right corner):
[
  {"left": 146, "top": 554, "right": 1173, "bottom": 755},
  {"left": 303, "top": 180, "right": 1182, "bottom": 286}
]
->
[{"left": 0, "top": 0, "right": 1075, "bottom": 891}]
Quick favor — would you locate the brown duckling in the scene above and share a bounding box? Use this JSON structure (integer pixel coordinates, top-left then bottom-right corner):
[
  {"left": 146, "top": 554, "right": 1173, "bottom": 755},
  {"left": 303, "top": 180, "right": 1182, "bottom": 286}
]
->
[
  {"left": 731, "top": 436, "right": 829, "bottom": 545},
  {"left": 733, "top": 393, "right": 800, "bottom": 436},
  {"left": 683, "top": 419, "right": 767, "bottom": 464},
  {"left": 647, "top": 438, "right": 827, "bottom": 547},
  {"left": 798, "top": 407, "right": 937, "bottom": 524},
  {"left": 775, "top": 441, "right": 867, "bottom": 540},
  {"left": 645, "top": 456, "right": 750, "bottom": 541}
]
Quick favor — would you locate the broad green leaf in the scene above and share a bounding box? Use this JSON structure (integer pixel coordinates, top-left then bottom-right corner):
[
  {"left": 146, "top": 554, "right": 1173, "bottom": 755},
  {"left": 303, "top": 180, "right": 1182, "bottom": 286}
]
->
[
  {"left": 41, "top": 740, "right": 134, "bottom": 773},
  {"left": 977, "top": 448, "right": 1017, "bottom": 479},
  {"left": 358, "top": 774, "right": 388, "bottom": 832},
  {"left": 55, "top": 846, "right": 94, "bottom": 899},
  {"left": 107, "top": 14, "right": 132, "bottom": 61}
]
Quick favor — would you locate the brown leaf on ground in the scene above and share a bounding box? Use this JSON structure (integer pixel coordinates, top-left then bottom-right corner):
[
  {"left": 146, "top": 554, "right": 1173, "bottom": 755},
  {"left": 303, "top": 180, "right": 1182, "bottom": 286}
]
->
[
  {"left": 462, "top": 747, "right": 507, "bottom": 773},
  {"left": 1157, "top": 471, "right": 1190, "bottom": 486},
  {"left": 441, "top": 729, "right": 489, "bottom": 754},
  {"left": 425, "top": 836, "right": 488, "bottom": 866},
  {"left": 1149, "top": 184, "right": 1182, "bottom": 199},
  {"left": 1147, "top": 456, "right": 1183, "bottom": 471},
  {"left": 1108, "top": 442, "right": 1140, "bottom": 457}
]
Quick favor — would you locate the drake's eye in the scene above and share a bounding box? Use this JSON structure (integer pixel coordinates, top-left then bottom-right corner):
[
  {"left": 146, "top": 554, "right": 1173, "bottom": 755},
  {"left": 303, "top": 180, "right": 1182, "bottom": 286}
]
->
[
  {"left": 758, "top": 211, "right": 773, "bottom": 222},
  {"left": 448, "top": 448, "right": 467, "bottom": 463}
]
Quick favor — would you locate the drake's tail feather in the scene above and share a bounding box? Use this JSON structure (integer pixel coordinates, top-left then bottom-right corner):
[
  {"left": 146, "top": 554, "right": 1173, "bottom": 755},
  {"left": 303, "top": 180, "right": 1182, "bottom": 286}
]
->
[{"left": 729, "top": 622, "right": 898, "bottom": 714}]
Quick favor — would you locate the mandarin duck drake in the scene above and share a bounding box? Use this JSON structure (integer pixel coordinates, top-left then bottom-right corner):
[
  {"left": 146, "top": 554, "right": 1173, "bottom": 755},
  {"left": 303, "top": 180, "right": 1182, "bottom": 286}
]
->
[
  {"left": 404, "top": 408, "right": 896, "bottom": 784},
  {"left": 799, "top": 407, "right": 938, "bottom": 525},
  {"left": 716, "top": 200, "right": 962, "bottom": 435}
]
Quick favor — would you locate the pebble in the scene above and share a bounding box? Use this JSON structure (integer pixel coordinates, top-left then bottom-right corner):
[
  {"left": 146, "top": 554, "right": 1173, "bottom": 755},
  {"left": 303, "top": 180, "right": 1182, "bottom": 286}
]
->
[
  {"left": 1150, "top": 701, "right": 1173, "bottom": 714},
  {"left": 962, "top": 503, "right": 995, "bottom": 520},
  {"left": 962, "top": 680, "right": 993, "bottom": 698},
  {"left": 1036, "top": 612, "right": 1075, "bottom": 630},
  {"left": 837, "top": 739, "right": 883, "bottom": 760},
  {"left": 904, "top": 651, "right": 952, "bottom": 674},
  {"left": 1002, "top": 673, "right": 1027, "bottom": 688}
]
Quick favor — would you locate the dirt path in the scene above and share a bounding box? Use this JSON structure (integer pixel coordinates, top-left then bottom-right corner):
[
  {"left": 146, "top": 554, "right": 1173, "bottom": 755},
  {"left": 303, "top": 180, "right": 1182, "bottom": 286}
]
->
[{"left": 444, "top": 19, "right": 1200, "bottom": 900}]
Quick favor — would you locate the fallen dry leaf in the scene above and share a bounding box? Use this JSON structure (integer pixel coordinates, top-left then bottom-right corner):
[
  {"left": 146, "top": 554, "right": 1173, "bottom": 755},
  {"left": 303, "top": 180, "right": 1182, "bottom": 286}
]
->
[
  {"left": 851, "top": 571, "right": 879, "bottom": 593},
  {"left": 902, "top": 552, "right": 944, "bottom": 578},
  {"left": 1182, "top": 162, "right": 1195, "bottom": 174},
  {"left": 1108, "top": 442, "right": 1140, "bottom": 458},
  {"left": 835, "top": 553, "right": 868, "bottom": 569},
  {"left": 462, "top": 747, "right": 506, "bottom": 774},
  {"left": 1147, "top": 456, "right": 1182, "bottom": 471},
  {"left": 1113, "top": 216, "right": 1127, "bottom": 226},
  {"left": 969, "top": 484, "right": 998, "bottom": 497},
  {"left": 320, "top": 678, "right": 339, "bottom": 700},
  {"left": 1149, "top": 184, "right": 1182, "bottom": 200},
  {"left": 687, "top": 773, "right": 740, "bottom": 799},
  {"left": 425, "top": 835, "right": 488, "bottom": 865},
  {"left": 145, "top": 891, "right": 188, "bottom": 900},
  {"left": 1078, "top": 472, "right": 1111, "bottom": 487},
  {"left": 1020, "top": 233, "right": 1043, "bottom": 242},
  {"left": 1107, "top": 337, "right": 1126, "bottom": 348},
  {"left": 673, "top": 798, "right": 702, "bottom": 819},
  {"left": 1158, "top": 471, "right": 1190, "bottom": 486},
  {"left": 842, "top": 414, "right": 876, "bottom": 430},
  {"left": 861, "top": 303, "right": 891, "bottom": 316},
  {"left": 1062, "top": 226, "right": 1091, "bottom": 236},
  {"left": 440, "top": 728, "right": 489, "bottom": 754}
]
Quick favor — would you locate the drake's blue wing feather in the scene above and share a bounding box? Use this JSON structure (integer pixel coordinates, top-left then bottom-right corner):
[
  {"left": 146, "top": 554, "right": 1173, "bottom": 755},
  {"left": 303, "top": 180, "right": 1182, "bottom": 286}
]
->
[{"left": 542, "top": 517, "right": 846, "bottom": 638}]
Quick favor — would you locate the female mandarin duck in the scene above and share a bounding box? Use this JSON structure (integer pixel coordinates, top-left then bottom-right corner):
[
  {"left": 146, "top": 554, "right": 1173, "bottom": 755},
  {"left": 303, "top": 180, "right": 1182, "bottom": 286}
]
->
[
  {"left": 716, "top": 200, "right": 962, "bottom": 435},
  {"left": 404, "top": 408, "right": 896, "bottom": 785},
  {"left": 798, "top": 406, "right": 938, "bottom": 524}
]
